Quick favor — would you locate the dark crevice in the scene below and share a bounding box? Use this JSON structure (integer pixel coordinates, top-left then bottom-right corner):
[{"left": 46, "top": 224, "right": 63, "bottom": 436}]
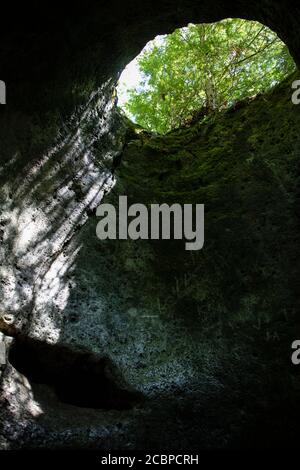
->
[{"left": 8, "top": 335, "right": 143, "bottom": 410}]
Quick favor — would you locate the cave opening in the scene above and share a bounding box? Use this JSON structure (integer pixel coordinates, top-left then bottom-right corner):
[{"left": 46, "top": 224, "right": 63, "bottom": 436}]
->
[
  {"left": 116, "top": 18, "right": 296, "bottom": 135},
  {"left": 1, "top": 0, "right": 300, "bottom": 451}
]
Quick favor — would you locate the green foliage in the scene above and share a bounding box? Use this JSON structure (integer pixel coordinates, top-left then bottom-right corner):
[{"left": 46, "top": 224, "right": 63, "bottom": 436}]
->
[{"left": 120, "top": 19, "right": 295, "bottom": 134}]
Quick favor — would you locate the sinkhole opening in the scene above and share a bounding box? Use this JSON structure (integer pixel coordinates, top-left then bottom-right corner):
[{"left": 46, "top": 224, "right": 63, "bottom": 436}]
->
[
  {"left": 117, "top": 18, "right": 296, "bottom": 135},
  {"left": 8, "top": 337, "right": 142, "bottom": 410}
]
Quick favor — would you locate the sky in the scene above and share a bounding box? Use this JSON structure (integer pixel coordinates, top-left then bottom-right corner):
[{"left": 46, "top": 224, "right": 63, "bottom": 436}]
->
[
  {"left": 117, "top": 59, "right": 142, "bottom": 108},
  {"left": 117, "top": 34, "right": 166, "bottom": 110}
]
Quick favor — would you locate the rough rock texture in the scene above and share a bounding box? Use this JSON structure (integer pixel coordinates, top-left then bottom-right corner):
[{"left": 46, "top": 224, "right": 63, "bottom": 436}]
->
[{"left": 0, "top": 0, "right": 300, "bottom": 450}]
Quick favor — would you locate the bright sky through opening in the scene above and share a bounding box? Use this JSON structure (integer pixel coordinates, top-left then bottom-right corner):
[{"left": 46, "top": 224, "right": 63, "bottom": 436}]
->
[{"left": 117, "top": 34, "right": 166, "bottom": 116}]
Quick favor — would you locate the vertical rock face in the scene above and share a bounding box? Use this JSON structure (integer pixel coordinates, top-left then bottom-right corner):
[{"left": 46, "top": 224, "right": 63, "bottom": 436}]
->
[
  {"left": 0, "top": 0, "right": 300, "bottom": 450},
  {"left": 0, "top": 82, "right": 127, "bottom": 338}
]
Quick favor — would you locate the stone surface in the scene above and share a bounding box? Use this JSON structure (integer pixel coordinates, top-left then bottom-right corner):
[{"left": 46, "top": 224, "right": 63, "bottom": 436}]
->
[{"left": 0, "top": 0, "right": 300, "bottom": 450}]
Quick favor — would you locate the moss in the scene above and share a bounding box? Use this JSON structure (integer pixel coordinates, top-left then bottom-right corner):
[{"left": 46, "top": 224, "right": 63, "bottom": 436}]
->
[{"left": 114, "top": 72, "right": 300, "bottom": 325}]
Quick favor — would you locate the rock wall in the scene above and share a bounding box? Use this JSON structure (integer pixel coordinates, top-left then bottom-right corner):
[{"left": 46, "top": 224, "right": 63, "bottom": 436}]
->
[{"left": 0, "top": 0, "right": 300, "bottom": 450}]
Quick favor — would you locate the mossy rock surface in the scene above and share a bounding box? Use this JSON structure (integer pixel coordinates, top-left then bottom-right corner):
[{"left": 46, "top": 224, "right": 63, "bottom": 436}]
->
[{"left": 115, "top": 72, "right": 300, "bottom": 323}]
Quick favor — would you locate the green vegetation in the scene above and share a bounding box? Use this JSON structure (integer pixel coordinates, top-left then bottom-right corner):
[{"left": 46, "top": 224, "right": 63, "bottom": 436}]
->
[{"left": 119, "top": 19, "right": 295, "bottom": 134}]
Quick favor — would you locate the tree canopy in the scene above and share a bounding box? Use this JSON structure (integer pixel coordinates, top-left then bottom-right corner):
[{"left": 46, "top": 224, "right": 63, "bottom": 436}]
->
[{"left": 117, "top": 19, "right": 295, "bottom": 134}]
